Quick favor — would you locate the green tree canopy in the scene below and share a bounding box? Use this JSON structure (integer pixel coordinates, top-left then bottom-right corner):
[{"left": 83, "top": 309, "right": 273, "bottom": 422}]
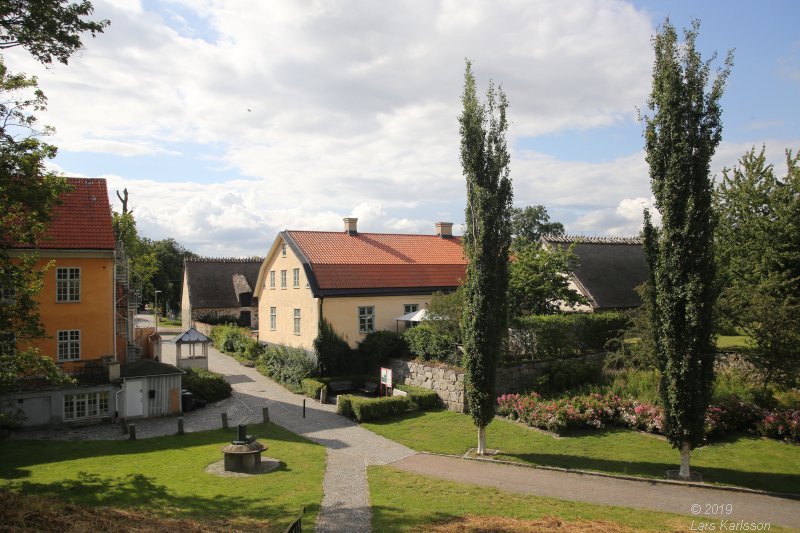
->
[
  {"left": 510, "top": 205, "right": 564, "bottom": 249},
  {"left": 715, "top": 146, "right": 800, "bottom": 390},
  {"left": 641, "top": 19, "right": 732, "bottom": 479},
  {"left": 459, "top": 60, "right": 513, "bottom": 455},
  {"left": 508, "top": 241, "right": 585, "bottom": 316}
]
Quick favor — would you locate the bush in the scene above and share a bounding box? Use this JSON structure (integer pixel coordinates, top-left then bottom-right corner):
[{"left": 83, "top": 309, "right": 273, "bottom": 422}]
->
[
  {"left": 396, "top": 384, "right": 441, "bottom": 410},
  {"left": 757, "top": 409, "right": 800, "bottom": 443},
  {"left": 346, "top": 395, "right": 414, "bottom": 422},
  {"left": 314, "top": 319, "right": 355, "bottom": 376},
  {"left": 257, "top": 345, "right": 315, "bottom": 388},
  {"left": 182, "top": 368, "right": 232, "bottom": 403},
  {"left": 606, "top": 369, "right": 661, "bottom": 405},
  {"left": 196, "top": 313, "right": 239, "bottom": 326},
  {"left": 301, "top": 378, "right": 326, "bottom": 400},
  {"left": 403, "top": 323, "right": 458, "bottom": 364},
  {"left": 336, "top": 394, "right": 355, "bottom": 418},
  {"left": 508, "top": 312, "right": 628, "bottom": 361},
  {"left": 535, "top": 357, "right": 604, "bottom": 395},
  {"left": 358, "top": 331, "right": 409, "bottom": 368}
]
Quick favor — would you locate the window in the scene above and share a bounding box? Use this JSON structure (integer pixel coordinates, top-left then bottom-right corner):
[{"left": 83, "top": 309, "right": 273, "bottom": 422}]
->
[
  {"left": 64, "top": 391, "right": 108, "bottom": 421},
  {"left": 293, "top": 268, "right": 300, "bottom": 288},
  {"left": 293, "top": 308, "right": 301, "bottom": 335},
  {"left": 57, "top": 330, "right": 80, "bottom": 361},
  {"left": 56, "top": 267, "right": 80, "bottom": 302},
  {"left": 281, "top": 243, "right": 287, "bottom": 257},
  {"left": 269, "top": 270, "right": 275, "bottom": 289},
  {"left": 280, "top": 270, "right": 287, "bottom": 289},
  {"left": 358, "top": 306, "right": 374, "bottom": 333},
  {"left": 270, "top": 307, "right": 277, "bottom": 330},
  {"left": 404, "top": 304, "right": 419, "bottom": 314}
]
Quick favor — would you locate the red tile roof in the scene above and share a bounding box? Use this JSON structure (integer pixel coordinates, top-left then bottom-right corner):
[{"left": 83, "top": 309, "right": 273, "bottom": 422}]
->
[
  {"left": 286, "top": 231, "right": 466, "bottom": 292},
  {"left": 13, "top": 177, "right": 116, "bottom": 250}
]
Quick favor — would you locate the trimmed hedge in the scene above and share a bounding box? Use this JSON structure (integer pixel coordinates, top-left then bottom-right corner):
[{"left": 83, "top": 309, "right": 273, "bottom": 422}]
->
[
  {"left": 182, "top": 368, "right": 232, "bottom": 403},
  {"left": 301, "top": 377, "right": 326, "bottom": 400},
  {"left": 507, "top": 312, "right": 628, "bottom": 361},
  {"left": 337, "top": 384, "right": 441, "bottom": 422}
]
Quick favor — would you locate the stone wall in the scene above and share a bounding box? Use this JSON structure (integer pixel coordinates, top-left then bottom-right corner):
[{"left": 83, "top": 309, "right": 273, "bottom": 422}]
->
[{"left": 387, "top": 352, "right": 605, "bottom": 413}]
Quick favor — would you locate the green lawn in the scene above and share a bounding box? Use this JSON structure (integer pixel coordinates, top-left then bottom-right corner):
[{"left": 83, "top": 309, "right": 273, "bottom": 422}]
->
[
  {"left": 363, "top": 410, "right": 800, "bottom": 494},
  {"left": 717, "top": 335, "right": 752, "bottom": 350},
  {"left": 369, "top": 466, "right": 695, "bottom": 532},
  {"left": 0, "top": 423, "right": 325, "bottom": 531}
]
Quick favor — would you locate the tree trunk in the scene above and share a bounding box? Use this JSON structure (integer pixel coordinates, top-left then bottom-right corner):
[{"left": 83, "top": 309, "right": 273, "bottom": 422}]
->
[
  {"left": 477, "top": 425, "right": 486, "bottom": 455},
  {"left": 679, "top": 440, "right": 691, "bottom": 479}
]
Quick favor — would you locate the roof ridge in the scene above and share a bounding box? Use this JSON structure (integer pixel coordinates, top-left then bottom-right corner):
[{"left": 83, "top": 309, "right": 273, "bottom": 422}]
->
[
  {"left": 287, "top": 229, "right": 461, "bottom": 238},
  {"left": 543, "top": 234, "right": 642, "bottom": 245},
  {"left": 186, "top": 256, "right": 264, "bottom": 263}
]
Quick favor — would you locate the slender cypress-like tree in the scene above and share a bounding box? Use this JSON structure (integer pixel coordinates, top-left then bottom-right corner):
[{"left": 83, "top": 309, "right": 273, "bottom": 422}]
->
[
  {"left": 459, "top": 60, "right": 513, "bottom": 455},
  {"left": 641, "top": 20, "right": 732, "bottom": 479}
]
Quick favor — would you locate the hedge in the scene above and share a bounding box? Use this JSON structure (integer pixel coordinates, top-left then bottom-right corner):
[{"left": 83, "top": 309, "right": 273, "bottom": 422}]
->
[
  {"left": 182, "top": 368, "right": 232, "bottom": 403},
  {"left": 507, "top": 312, "right": 628, "bottom": 361},
  {"left": 336, "top": 384, "right": 441, "bottom": 422},
  {"left": 301, "top": 377, "right": 326, "bottom": 400},
  {"left": 256, "top": 345, "right": 314, "bottom": 388}
]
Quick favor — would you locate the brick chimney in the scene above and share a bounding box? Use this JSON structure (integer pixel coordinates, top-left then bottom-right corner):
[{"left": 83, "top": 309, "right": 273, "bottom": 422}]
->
[
  {"left": 435, "top": 222, "right": 453, "bottom": 238},
  {"left": 344, "top": 217, "right": 358, "bottom": 235}
]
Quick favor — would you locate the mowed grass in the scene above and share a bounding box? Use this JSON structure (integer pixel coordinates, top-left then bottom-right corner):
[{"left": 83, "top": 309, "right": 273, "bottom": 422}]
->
[
  {"left": 716, "top": 335, "right": 752, "bottom": 350},
  {"left": 369, "top": 466, "right": 696, "bottom": 532},
  {"left": 362, "top": 410, "right": 800, "bottom": 494},
  {"left": 0, "top": 423, "right": 324, "bottom": 532}
]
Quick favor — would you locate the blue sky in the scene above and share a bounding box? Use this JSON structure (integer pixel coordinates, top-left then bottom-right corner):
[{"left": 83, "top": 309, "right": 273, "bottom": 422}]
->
[{"left": 4, "top": 0, "right": 798, "bottom": 256}]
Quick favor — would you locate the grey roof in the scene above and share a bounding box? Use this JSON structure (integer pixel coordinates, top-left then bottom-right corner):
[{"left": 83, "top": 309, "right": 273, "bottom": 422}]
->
[
  {"left": 542, "top": 235, "right": 649, "bottom": 310},
  {"left": 121, "top": 358, "right": 183, "bottom": 378},
  {"left": 184, "top": 258, "right": 263, "bottom": 309},
  {"left": 172, "top": 327, "right": 211, "bottom": 344}
]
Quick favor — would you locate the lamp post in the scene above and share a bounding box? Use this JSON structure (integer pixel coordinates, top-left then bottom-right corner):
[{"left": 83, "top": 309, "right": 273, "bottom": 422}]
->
[{"left": 154, "top": 290, "right": 162, "bottom": 333}]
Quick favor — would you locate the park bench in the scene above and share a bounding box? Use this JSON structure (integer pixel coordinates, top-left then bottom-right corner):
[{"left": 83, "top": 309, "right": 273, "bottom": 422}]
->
[{"left": 359, "top": 381, "right": 378, "bottom": 396}]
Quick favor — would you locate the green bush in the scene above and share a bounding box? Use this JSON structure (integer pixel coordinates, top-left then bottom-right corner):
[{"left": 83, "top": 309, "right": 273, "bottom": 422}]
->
[
  {"left": 358, "top": 331, "right": 409, "bottom": 369},
  {"left": 348, "top": 395, "right": 414, "bottom": 422},
  {"left": 182, "top": 368, "right": 232, "bottom": 403},
  {"left": 396, "top": 384, "right": 441, "bottom": 410},
  {"left": 314, "top": 319, "right": 355, "bottom": 376},
  {"left": 508, "top": 312, "right": 628, "bottom": 361},
  {"left": 403, "top": 323, "right": 458, "bottom": 364},
  {"left": 606, "top": 368, "right": 661, "bottom": 405},
  {"left": 336, "top": 394, "right": 354, "bottom": 418},
  {"left": 534, "top": 357, "right": 604, "bottom": 396},
  {"left": 257, "top": 345, "right": 315, "bottom": 387},
  {"left": 301, "top": 378, "right": 326, "bottom": 400}
]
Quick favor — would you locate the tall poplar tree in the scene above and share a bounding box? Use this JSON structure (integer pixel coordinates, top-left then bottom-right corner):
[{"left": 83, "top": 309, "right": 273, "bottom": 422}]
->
[
  {"left": 459, "top": 61, "right": 513, "bottom": 455},
  {"left": 641, "top": 20, "right": 732, "bottom": 479}
]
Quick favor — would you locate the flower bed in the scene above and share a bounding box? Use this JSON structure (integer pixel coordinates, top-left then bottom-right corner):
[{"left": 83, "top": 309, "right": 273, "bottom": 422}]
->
[{"left": 497, "top": 392, "right": 799, "bottom": 444}]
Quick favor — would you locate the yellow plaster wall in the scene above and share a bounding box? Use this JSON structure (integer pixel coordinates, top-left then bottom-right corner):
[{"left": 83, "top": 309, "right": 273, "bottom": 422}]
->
[
  {"left": 322, "top": 295, "right": 431, "bottom": 348},
  {"left": 24, "top": 254, "right": 116, "bottom": 367},
  {"left": 257, "top": 237, "right": 319, "bottom": 350}
]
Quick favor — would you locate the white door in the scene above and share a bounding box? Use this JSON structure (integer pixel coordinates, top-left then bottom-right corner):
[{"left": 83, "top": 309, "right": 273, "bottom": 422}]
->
[{"left": 125, "top": 379, "right": 144, "bottom": 417}]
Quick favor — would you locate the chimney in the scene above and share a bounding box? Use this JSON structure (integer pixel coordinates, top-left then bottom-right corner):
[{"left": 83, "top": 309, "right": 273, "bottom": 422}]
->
[
  {"left": 435, "top": 222, "right": 453, "bottom": 238},
  {"left": 344, "top": 217, "right": 358, "bottom": 235}
]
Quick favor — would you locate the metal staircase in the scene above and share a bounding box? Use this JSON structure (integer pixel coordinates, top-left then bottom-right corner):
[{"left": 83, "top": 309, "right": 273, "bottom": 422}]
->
[{"left": 115, "top": 242, "right": 142, "bottom": 363}]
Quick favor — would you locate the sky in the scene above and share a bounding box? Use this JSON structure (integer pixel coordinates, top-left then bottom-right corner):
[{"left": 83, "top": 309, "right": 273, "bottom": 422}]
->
[{"left": 4, "top": 0, "right": 799, "bottom": 257}]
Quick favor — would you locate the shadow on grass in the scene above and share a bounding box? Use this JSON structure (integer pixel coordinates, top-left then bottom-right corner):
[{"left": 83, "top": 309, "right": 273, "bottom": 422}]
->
[
  {"left": 371, "top": 504, "right": 454, "bottom": 533},
  {"left": 5, "top": 471, "right": 319, "bottom": 525}
]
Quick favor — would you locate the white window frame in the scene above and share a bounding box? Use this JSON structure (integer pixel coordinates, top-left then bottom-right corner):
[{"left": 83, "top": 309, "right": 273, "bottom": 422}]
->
[
  {"left": 57, "top": 329, "right": 80, "bottom": 361},
  {"left": 293, "top": 308, "right": 301, "bottom": 335},
  {"left": 270, "top": 307, "right": 277, "bottom": 331},
  {"left": 56, "top": 267, "right": 80, "bottom": 302},
  {"left": 280, "top": 270, "right": 287, "bottom": 289},
  {"left": 358, "top": 306, "right": 375, "bottom": 333},
  {"left": 269, "top": 270, "right": 275, "bottom": 289},
  {"left": 281, "top": 243, "right": 287, "bottom": 257},
  {"left": 64, "top": 391, "right": 109, "bottom": 421},
  {"left": 293, "top": 268, "right": 300, "bottom": 288},
  {"left": 404, "top": 304, "right": 419, "bottom": 314}
]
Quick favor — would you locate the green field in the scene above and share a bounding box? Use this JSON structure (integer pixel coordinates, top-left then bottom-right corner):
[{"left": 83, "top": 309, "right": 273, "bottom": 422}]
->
[
  {"left": 363, "top": 410, "right": 800, "bottom": 494},
  {"left": 0, "top": 423, "right": 325, "bottom": 531}
]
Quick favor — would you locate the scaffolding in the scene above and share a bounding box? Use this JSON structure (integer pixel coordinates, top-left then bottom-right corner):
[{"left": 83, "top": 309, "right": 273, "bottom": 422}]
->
[{"left": 115, "top": 241, "right": 142, "bottom": 362}]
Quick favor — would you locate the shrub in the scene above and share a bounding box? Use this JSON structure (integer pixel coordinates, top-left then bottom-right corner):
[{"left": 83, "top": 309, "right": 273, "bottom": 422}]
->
[
  {"left": 182, "top": 368, "right": 232, "bottom": 403},
  {"left": 257, "top": 345, "right": 315, "bottom": 387},
  {"left": 336, "top": 394, "right": 354, "bottom": 418},
  {"left": 403, "top": 323, "right": 458, "bottom": 364},
  {"left": 301, "top": 378, "right": 326, "bottom": 400},
  {"left": 314, "top": 319, "right": 355, "bottom": 376},
  {"left": 606, "top": 369, "right": 661, "bottom": 405},
  {"left": 508, "top": 312, "right": 628, "bottom": 361},
  {"left": 535, "top": 358, "right": 603, "bottom": 395},
  {"left": 396, "top": 384, "right": 441, "bottom": 410},
  {"left": 358, "top": 331, "right": 409, "bottom": 369},
  {"left": 348, "top": 395, "right": 414, "bottom": 422},
  {"left": 757, "top": 409, "right": 800, "bottom": 443}
]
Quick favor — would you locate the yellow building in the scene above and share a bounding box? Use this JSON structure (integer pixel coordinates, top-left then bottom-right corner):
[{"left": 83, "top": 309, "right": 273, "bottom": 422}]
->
[
  {"left": 8, "top": 178, "right": 120, "bottom": 370},
  {"left": 255, "top": 218, "right": 466, "bottom": 349}
]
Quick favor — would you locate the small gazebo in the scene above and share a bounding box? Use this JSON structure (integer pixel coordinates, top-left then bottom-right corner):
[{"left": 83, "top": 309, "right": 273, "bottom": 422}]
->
[{"left": 172, "top": 327, "right": 211, "bottom": 370}]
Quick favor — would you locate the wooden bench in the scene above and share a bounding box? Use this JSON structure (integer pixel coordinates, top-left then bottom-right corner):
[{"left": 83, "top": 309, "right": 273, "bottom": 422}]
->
[
  {"left": 328, "top": 381, "right": 352, "bottom": 395},
  {"left": 359, "top": 381, "right": 378, "bottom": 396}
]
